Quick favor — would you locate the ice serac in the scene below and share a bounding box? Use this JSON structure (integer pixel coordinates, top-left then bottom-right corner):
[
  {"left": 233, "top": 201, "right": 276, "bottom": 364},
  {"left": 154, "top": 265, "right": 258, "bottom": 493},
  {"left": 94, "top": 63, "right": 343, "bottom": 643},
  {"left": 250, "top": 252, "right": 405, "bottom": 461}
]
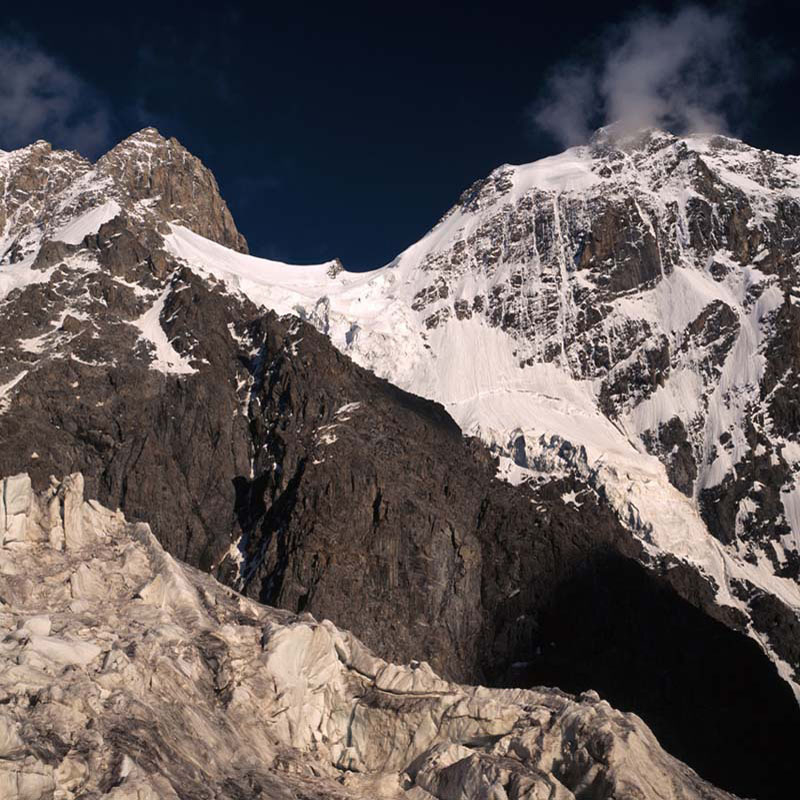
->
[{"left": 0, "top": 474, "right": 736, "bottom": 800}]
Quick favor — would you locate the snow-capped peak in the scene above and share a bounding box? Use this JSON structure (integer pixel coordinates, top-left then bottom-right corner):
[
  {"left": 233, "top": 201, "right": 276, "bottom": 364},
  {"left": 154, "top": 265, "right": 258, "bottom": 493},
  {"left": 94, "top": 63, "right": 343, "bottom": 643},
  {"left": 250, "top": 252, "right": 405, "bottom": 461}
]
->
[{"left": 159, "top": 129, "right": 800, "bottom": 694}]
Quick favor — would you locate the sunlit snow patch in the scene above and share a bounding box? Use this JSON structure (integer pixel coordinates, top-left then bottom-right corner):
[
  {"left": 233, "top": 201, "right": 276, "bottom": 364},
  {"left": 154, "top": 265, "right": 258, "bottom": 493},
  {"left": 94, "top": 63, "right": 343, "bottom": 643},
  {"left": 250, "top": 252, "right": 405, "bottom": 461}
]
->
[
  {"left": 0, "top": 257, "right": 58, "bottom": 303},
  {"left": 0, "top": 370, "right": 28, "bottom": 414},
  {"left": 132, "top": 291, "right": 196, "bottom": 375},
  {"left": 52, "top": 200, "right": 121, "bottom": 245}
]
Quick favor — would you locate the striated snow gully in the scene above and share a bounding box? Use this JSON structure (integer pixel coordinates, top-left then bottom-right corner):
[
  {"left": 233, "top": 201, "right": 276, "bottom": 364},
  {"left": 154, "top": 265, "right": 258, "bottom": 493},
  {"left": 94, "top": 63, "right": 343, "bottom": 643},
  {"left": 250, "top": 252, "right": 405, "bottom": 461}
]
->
[
  {"left": 1, "top": 125, "right": 800, "bottom": 798},
  {"left": 0, "top": 473, "right": 736, "bottom": 800}
]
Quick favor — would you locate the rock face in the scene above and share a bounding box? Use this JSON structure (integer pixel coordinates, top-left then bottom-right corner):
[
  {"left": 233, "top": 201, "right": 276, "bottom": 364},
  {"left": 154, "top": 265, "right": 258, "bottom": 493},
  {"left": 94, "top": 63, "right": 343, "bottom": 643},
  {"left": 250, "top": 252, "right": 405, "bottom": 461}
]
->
[
  {"left": 0, "top": 474, "right": 738, "bottom": 800},
  {"left": 411, "top": 131, "right": 800, "bottom": 587},
  {"left": 1, "top": 128, "right": 800, "bottom": 798}
]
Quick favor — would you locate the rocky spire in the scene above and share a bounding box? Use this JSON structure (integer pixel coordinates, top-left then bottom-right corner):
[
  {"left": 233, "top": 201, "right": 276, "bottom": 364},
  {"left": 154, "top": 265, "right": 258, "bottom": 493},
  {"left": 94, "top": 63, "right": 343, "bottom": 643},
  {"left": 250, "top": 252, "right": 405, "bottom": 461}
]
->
[
  {"left": 1, "top": 128, "right": 248, "bottom": 266},
  {"left": 96, "top": 127, "right": 248, "bottom": 253}
]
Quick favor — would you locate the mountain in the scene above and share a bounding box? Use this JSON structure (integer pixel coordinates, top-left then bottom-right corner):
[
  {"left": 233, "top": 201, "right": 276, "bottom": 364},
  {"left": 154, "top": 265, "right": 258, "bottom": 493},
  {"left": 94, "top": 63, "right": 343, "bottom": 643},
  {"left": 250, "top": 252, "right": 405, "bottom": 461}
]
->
[
  {"left": 0, "top": 472, "right": 737, "bottom": 800},
  {"left": 164, "top": 125, "right": 800, "bottom": 686},
  {"left": 1, "top": 126, "right": 799, "bottom": 798}
]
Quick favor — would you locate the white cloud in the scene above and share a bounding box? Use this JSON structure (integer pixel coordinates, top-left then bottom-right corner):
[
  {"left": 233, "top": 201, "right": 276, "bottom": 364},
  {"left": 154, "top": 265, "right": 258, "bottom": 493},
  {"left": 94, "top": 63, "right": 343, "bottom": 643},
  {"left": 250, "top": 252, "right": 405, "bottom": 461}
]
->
[
  {"left": 533, "top": 5, "right": 744, "bottom": 147},
  {"left": 0, "top": 38, "right": 111, "bottom": 156}
]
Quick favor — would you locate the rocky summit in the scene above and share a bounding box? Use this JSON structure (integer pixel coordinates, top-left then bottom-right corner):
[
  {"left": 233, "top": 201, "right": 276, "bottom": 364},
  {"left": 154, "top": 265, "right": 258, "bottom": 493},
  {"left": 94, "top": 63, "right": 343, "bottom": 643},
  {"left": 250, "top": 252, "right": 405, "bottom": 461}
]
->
[{"left": 1, "top": 126, "right": 800, "bottom": 799}]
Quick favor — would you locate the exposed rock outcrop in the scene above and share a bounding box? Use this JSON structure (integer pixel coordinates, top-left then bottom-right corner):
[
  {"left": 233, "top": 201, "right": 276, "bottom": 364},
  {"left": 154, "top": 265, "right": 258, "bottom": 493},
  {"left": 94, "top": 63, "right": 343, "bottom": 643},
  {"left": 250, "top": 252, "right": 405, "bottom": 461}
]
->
[
  {"left": 312, "top": 127, "right": 800, "bottom": 597},
  {"left": 97, "top": 128, "right": 248, "bottom": 253}
]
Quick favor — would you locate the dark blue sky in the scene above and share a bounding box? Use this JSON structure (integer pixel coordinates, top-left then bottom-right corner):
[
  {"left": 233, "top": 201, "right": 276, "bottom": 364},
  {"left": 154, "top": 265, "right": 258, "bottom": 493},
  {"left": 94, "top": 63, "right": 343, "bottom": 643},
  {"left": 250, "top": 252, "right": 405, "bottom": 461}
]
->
[{"left": 1, "top": 0, "right": 797, "bottom": 268}]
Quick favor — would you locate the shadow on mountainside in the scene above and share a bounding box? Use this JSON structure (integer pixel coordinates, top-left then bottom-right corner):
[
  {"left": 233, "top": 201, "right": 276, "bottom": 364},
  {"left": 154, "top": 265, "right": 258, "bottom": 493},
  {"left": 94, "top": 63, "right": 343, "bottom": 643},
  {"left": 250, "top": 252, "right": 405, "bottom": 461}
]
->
[{"left": 498, "top": 552, "right": 800, "bottom": 800}]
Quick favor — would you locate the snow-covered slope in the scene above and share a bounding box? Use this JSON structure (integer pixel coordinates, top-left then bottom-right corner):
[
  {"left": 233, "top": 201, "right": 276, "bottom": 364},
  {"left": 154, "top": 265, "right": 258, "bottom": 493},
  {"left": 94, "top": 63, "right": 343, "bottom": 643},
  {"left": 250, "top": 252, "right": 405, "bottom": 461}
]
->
[{"left": 165, "top": 126, "right": 800, "bottom": 689}]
